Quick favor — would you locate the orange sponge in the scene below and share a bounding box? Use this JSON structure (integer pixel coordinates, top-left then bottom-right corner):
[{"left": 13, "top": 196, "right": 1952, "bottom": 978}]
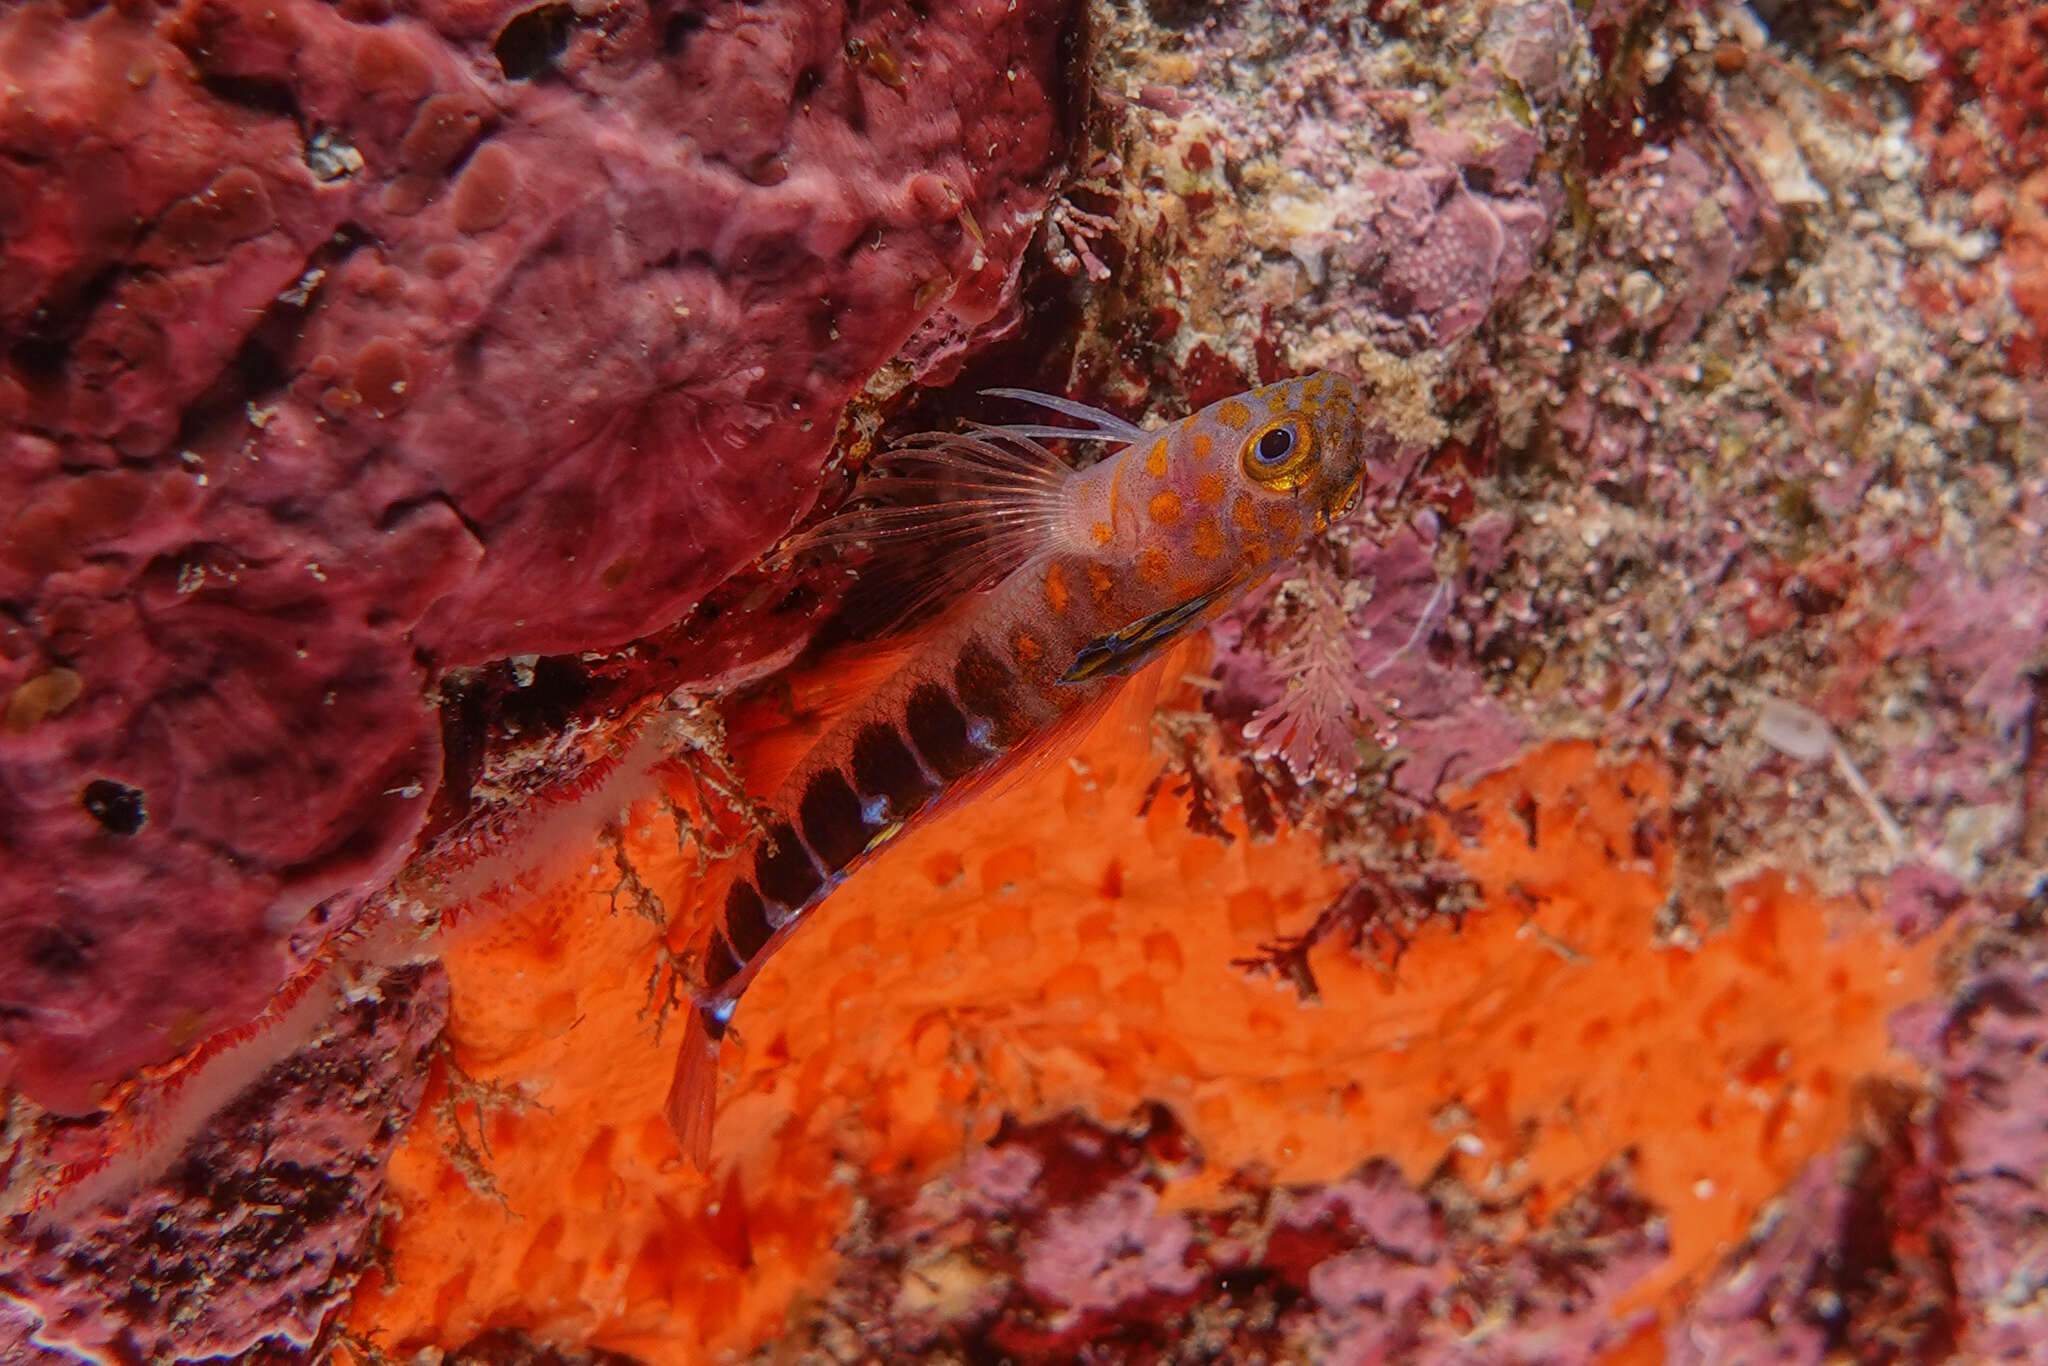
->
[{"left": 349, "top": 662, "right": 1941, "bottom": 1362}]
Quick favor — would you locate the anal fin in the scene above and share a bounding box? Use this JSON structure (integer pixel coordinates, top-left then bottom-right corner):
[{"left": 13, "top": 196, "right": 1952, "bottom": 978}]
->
[{"left": 666, "top": 1004, "right": 723, "bottom": 1170}]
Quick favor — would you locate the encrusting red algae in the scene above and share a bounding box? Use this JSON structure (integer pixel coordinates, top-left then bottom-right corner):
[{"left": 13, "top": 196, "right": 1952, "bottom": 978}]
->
[{"left": 670, "top": 375, "right": 1384, "bottom": 1164}]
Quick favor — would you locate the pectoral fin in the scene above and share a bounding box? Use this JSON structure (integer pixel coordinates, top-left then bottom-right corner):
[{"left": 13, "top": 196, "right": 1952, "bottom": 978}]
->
[{"left": 1061, "top": 577, "right": 1246, "bottom": 683}]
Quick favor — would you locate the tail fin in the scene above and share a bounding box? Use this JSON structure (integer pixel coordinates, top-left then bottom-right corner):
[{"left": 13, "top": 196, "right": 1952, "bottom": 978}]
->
[{"left": 665, "top": 1005, "right": 723, "bottom": 1169}]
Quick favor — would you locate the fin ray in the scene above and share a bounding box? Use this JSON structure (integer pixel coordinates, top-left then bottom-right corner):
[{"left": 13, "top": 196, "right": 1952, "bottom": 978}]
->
[
  {"left": 781, "top": 427, "right": 1073, "bottom": 637},
  {"left": 666, "top": 1006, "right": 722, "bottom": 1170},
  {"left": 977, "top": 424, "right": 1142, "bottom": 445},
  {"left": 979, "top": 388, "right": 1152, "bottom": 444}
]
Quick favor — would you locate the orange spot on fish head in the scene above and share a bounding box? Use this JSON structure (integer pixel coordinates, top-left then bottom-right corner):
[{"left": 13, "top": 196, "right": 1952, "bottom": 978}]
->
[
  {"left": 1011, "top": 629, "right": 1044, "bottom": 665},
  {"left": 1091, "top": 520, "right": 1113, "bottom": 546},
  {"left": 1148, "top": 490, "right": 1184, "bottom": 526},
  {"left": 1138, "top": 546, "right": 1170, "bottom": 583},
  {"left": 1191, "top": 517, "right": 1224, "bottom": 560},
  {"left": 1146, "top": 439, "right": 1169, "bottom": 477},
  {"left": 1273, "top": 383, "right": 1300, "bottom": 411},
  {"left": 1231, "top": 496, "right": 1261, "bottom": 534},
  {"left": 1217, "top": 399, "right": 1252, "bottom": 430},
  {"left": 1242, "top": 538, "right": 1270, "bottom": 566},
  {"left": 1195, "top": 472, "right": 1227, "bottom": 505},
  {"left": 1192, "top": 433, "right": 1214, "bottom": 462},
  {"left": 1264, "top": 502, "right": 1302, "bottom": 540}
]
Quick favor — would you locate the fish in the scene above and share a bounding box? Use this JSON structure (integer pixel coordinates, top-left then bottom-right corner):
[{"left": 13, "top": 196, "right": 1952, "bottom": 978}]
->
[{"left": 666, "top": 372, "right": 1376, "bottom": 1166}]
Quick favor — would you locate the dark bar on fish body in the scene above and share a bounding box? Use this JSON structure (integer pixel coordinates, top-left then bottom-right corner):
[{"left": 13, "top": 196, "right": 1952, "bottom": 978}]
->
[
  {"left": 952, "top": 637, "right": 1037, "bottom": 748},
  {"left": 723, "top": 879, "right": 777, "bottom": 960},
  {"left": 754, "top": 818, "right": 825, "bottom": 916},
  {"left": 704, "top": 930, "right": 744, "bottom": 992},
  {"left": 850, "top": 720, "right": 939, "bottom": 819},
  {"left": 904, "top": 683, "right": 983, "bottom": 781},
  {"left": 798, "top": 768, "right": 872, "bottom": 873}
]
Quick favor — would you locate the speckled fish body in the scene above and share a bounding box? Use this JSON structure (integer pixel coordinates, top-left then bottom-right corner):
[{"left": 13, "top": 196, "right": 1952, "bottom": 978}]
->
[{"left": 669, "top": 372, "right": 1372, "bottom": 1164}]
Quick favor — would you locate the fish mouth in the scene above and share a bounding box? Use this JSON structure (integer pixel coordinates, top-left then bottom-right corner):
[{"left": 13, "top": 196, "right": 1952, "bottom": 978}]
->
[{"left": 1324, "top": 472, "right": 1365, "bottom": 523}]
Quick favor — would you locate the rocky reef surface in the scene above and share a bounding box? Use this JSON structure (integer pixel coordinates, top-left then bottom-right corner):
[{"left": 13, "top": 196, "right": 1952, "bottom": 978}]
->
[{"left": 3, "top": 0, "right": 2044, "bottom": 1361}]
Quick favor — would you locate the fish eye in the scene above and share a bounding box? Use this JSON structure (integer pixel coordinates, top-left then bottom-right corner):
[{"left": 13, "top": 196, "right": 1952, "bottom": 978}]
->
[
  {"left": 1253, "top": 426, "right": 1296, "bottom": 466},
  {"left": 1241, "top": 417, "right": 1316, "bottom": 488}
]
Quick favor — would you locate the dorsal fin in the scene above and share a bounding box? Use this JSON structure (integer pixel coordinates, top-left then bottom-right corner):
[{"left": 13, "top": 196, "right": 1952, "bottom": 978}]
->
[
  {"left": 780, "top": 389, "right": 1147, "bottom": 636},
  {"left": 976, "top": 387, "right": 1152, "bottom": 445}
]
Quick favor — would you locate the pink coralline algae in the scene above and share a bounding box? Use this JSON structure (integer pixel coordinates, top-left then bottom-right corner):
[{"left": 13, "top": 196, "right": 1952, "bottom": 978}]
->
[
  {"left": 1334, "top": 111, "right": 1560, "bottom": 350},
  {"left": 1665, "top": 1104, "right": 1954, "bottom": 1366},
  {"left": 1875, "top": 540, "right": 2048, "bottom": 872},
  {"left": 1909, "top": 932, "right": 2048, "bottom": 1361},
  {"left": 1528, "top": 126, "right": 1779, "bottom": 482},
  {"left": 0, "top": 964, "right": 446, "bottom": 1364},
  {"left": 0, "top": 0, "right": 1081, "bottom": 1114},
  {"left": 1276, "top": 0, "right": 1578, "bottom": 353},
  {"left": 1068, "top": 0, "right": 1589, "bottom": 416},
  {"left": 1019, "top": 1177, "right": 1204, "bottom": 1320},
  {"left": 805, "top": 1113, "right": 1665, "bottom": 1364},
  {"left": 1576, "top": 137, "right": 1773, "bottom": 354}
]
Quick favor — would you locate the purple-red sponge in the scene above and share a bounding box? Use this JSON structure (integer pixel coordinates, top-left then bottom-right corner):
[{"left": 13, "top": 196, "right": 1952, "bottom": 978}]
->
[{"left": 0, "top": 0, "right": 1080, "bottom": 1113}]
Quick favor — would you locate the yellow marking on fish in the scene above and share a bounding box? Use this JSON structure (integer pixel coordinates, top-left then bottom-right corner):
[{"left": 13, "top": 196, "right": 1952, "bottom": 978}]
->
[
  {"left": 1192, "top": 517, "right": 1224, "bottom": 560},
  {"left": 1218, "top": 399, "right": 1252, "bottom": 429},
  {"left": 1146, "top": 439, "right": 1169, "bottom": 476},
  {"left": 1148, "top": 490, "right": 1184, "bottom": 526},
  {"left": 1195, "top": 472, "right": 1227, "bottom": 504},
  {"left": 1231, "top": 496, "right": 1261, "bottom": 533},
  {"left": 1304, "top": 375, "right": 1327, "bottom": 401},
  {"left": 1192, "top": 433, "right": 1214, "bottom": 462},
  {"left": 864, "top": 821, "right": 905, "bottom": 853},
  {"left": 1045, "top": 562, "right": 1071, "bottom": 613},
  {"left": 1138, "top": 546, "right": 1170, "bottom": 583}
]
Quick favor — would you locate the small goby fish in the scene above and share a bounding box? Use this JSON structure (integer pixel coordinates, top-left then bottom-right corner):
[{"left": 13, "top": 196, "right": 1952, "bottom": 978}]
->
[{"left": 667, "top": 372, "right": 1373, "bottom": 1165}]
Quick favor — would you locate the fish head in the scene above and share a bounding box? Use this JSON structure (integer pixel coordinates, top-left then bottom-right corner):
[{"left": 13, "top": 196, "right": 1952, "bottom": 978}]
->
[
  {"left": 1213, "top": 370, "right": 1370, "bottom": 538},
  {"left": 1121, "top": 370, "right": 1369, "bottom": 595},
  {"left": 1050, "top": 371, "right": 1377, "bottom": 683}
]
